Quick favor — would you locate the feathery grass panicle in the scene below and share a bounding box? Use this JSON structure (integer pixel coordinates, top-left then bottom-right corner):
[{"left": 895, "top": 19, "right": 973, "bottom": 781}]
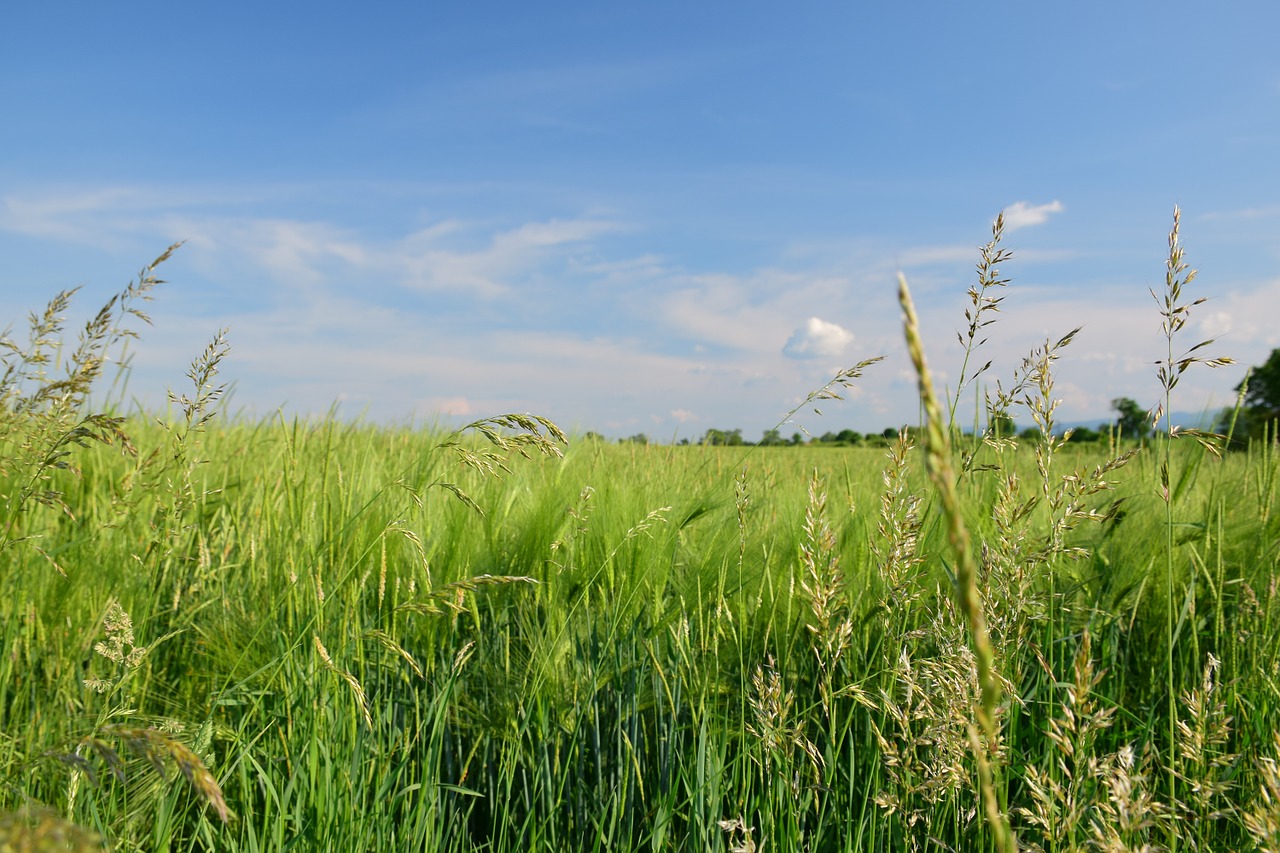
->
[
  {"left": 1018, "top": 631, "right": 1116, "bottom": 851},
  {"left": 785, "top": 356, "right": 885, "bottom": 431},
  {"left": 1175, "top": 654, "right": 1237, "bottom": 828},
  {"left": 0, "top": 247, "right": 179, "bottom": 559},
  {"left": 1151, "top": 206, "right": 1235, "bottom": 446},
  {"left": 1087, "top": 743, "right": 1165, "bottom": 852},
  {"left": 872, "top": 630, "right": 986, "bottom": 848},
  {"left": 798, "top": 470, "right": 864, "bottom": 724},
  {"left": 548, "top": 485, "right": 595, "bottom": 571},
  {"left": 799, "top": 470, "right": 848, "bottom": 658},
  {"left": 950, "top": 211, "right": 1013, "bottom": 431},
  {"left": 429, "top": 412, "right": 567, "bottom": 515},
  {"left": 1245, "top": 732, "right": 1280, "bottom": 853},
  {"left": 872, "top": 430, "right": 925, "bottom": 609},
  {"left": 92, "top": 600, "right": 147, "bottom": 669},
  {"left": 747, "top": 655, "right": 822, "bottom": 790},
  {"left": 1151, "top": 207, "right": 1235, "bottom": 850}
]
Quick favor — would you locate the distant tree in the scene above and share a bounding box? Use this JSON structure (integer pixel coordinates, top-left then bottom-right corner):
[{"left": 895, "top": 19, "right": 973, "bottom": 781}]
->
[
  {"left": 1019, "top": 426, "right": 1043, "bottom": 441},
  {"left": 1111, "top": 397, "right": 1150, "bottom": 441},
  {"left": 881, "top": 426, "right": 898, "bottom": 440},
  {"left": 790, "top": 432, "right": 805, "bottom": 446},
  {"left": 621, "top": 433, "right": 649, "bottom": 445},
  {"left": 759, "top": 429, "right": 786, "bottom": 447},
  {"left": 1229, "top": 349, "right": 1280, "bottom": 441},
  {"left": 701, "top": 428, "right": 745, "bottom": 446},
  {"left": 582, "top": 431, "right": 606, "bottom": 442},
  {"left": 835, "top": 429, "right": 862, "bottom": 445},
  {"left": 818, "top": 431, "right": 838, "bottom": 443},
  {"left": 1065, "top": 426, "right": 1102, "bottom": 443},
  {"left": 1240, "top": 349, "right": 1280, "bottom": 413}
]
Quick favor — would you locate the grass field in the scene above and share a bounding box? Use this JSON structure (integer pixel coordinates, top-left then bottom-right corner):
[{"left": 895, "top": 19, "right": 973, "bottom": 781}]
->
[{"left": 3, "top": 218, "right": 1280, "bottom": 851}]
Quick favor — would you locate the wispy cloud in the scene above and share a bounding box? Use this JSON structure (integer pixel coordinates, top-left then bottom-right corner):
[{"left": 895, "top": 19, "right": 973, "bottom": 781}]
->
[
  {"left": 1199, "top": 205, "right": 1280, "bottom": 222},
  {"left": 0, "top": 185, "right": 275, "bottom": 249},
  {"left": 659, "top": 274, "right": 793, "bottom": 353},
  {"left": 1, "top": 185, "right": 625, "bottom": 304},
  {"left": 1003, "top": 200, "right": 1064, "bottom": 231},
  {"left": 0, "top": 187, "right": 178, "bottom": 248},
  {"left": 398, "top": 217, "right": 622, "bottom": 297},
  {"left": 170, "top": 212, "right": 625, "bottom": 299},
  {"left": 0, "top": 181, "right": 1255, "bottom": 438}
]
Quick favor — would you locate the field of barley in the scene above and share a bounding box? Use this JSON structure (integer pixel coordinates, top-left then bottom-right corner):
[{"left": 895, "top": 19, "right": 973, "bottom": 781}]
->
[{"left": 3, "top": 220, "right": 1280, "bottom": 852}]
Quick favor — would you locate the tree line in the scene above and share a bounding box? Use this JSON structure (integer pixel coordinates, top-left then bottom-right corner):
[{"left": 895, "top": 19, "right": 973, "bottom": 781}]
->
[{"left": 593, "top": 348, "right": 1280, "bottom": 448}]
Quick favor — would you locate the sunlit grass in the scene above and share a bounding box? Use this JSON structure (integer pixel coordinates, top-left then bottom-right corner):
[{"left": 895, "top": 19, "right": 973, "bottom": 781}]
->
[{"left": 2, "top": 219, "right": 1279, "bottom": 851}]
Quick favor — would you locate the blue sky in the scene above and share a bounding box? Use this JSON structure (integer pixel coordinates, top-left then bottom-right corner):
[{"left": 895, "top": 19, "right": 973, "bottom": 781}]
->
[{"left": 2, "top": 2, "right": 1277, "bottom": 439}]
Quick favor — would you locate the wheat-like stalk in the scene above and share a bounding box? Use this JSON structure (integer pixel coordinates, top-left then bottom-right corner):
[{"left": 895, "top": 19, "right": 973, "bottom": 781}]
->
[
  {"left": 898, "top": 272, "right": 1015, "bottom": 853},
  {"left": 394, "top": 573, "right": 540, "bottom": 615},
  {"left": 98, "top": 724, "right": 230, "bottom": 824},
  {"left": 314, "top": 635, "right": 373, "bottom": 729}
]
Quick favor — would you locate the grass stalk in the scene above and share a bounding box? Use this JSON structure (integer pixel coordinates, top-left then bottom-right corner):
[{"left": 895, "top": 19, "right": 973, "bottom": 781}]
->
[{"left": 898, "top": 273, "right": 1015, "bottom": 853}]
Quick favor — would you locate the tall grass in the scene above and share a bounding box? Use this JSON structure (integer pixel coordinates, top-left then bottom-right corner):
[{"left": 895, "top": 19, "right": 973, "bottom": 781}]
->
[{"left": 2, "top": 218, "right": 1278, "bottom": 851}]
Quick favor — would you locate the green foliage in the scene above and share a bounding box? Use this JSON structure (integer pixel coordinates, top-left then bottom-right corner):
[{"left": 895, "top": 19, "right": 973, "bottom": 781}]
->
[
  {"left": 700, "top": 426, "right": 745, "bottom": 446},
  {"left": 1240, "top": 348, "right": 1280, "bottom": 414},
  {"left": 1112, "top": 395, "right": 1150, "bottom": 440},
  {"left": 759, "top": 428, "right": 786, "bottom": 446},
  {"left": 1065, "top": 425, "right": 1102, "bottom": 443},
  {"left": 1227, "top": 349, "right": 1280, "bottom": 442}
]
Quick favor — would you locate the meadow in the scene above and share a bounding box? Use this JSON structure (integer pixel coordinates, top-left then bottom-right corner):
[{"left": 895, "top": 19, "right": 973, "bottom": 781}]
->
[{"left": 2, "top": 214, "right": 1279, "bottom": 852}]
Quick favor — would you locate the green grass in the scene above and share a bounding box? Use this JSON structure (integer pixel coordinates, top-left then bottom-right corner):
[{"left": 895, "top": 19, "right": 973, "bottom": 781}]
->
[{"left": 3, "top": 220, "right": 1280, "bottom": 851}]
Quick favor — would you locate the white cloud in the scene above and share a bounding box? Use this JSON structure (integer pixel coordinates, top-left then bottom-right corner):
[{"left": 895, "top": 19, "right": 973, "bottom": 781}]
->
[
  {"left": 669, "top": 408, "right": 698, "bottom": 423},
  {"left": 432, "top": 397, "right": 473, "bottom": 417},
  {"left": 783, "top": 317, "right": 854, "bottom": 359},
  {"left": 1003, "top": 200, "right": 1065, "bottom": 232}
]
